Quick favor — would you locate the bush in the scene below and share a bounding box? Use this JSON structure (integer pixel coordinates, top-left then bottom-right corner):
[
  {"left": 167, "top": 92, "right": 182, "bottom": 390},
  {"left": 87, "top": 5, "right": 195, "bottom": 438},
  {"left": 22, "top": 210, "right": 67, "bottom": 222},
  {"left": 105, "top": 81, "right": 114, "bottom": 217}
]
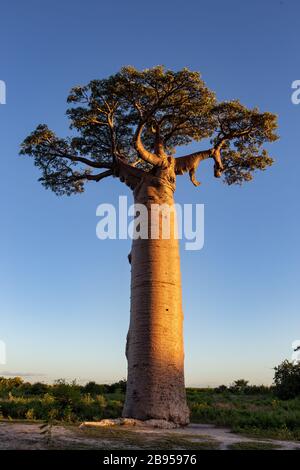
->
[
  {"left": 274, "top": 360, "right": 300, "bottom": 399},
  {"left": 29, "top": 382, "right": 49, "bottom": 396},
  {"left": 229, "top": 379, "right": 249, "bottom": 393},
  {"left": 106, "top": 380, "right": 127, "bottom": 394},
  {"left": 83, "top": 381, "right": 107, "bottom": 396},
  {"left": 0, "top": 377, "right": 24, "bottom": 397}
]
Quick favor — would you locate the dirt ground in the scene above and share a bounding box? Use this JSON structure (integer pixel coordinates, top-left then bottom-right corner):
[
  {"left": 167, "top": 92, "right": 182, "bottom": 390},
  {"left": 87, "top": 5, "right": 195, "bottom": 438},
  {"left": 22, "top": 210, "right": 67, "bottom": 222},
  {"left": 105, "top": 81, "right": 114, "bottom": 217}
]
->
[{"left": 0, "top": 422, "right": 300, "bottom": 450}]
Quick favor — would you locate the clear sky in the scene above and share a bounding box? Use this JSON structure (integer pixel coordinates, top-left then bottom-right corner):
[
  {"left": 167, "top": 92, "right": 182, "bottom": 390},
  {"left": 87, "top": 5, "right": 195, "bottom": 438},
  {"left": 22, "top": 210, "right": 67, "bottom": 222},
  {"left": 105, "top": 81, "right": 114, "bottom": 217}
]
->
[{"left": 0, "top": 0, "right": 299, "bottom": 387}]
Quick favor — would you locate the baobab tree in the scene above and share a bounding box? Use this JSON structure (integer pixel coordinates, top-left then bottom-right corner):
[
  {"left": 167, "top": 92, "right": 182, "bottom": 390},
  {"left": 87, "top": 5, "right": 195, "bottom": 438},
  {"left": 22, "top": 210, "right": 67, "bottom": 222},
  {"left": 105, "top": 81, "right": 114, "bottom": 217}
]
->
[{"left": 21, "top": 66, "right": 278, "bottom": 425}]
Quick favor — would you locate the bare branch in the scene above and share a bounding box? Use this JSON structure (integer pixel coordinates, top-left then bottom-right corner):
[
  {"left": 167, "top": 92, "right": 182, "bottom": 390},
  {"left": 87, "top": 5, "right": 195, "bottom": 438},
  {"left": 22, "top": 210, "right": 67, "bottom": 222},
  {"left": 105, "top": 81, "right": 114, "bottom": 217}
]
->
[
  {"left": 133, "top": 122, "right": 162, "bottom": 166},
  {"left": 85, "top": 169, "right": 114, "bottom": 181},
  {"left": 41, "top": 142, "right": 113, "bottom": 169},
  {"left": 114, "top": 157, "right": 145, "bottom": 190},
  {"left": 214, "top": 128, "right": 252, "bottom": 151},
  {"left": 63, "top": 153, "right": 112, "bottom": 169},
  {"left": 174, "top": 149, "right": 212, "bottom": 186}
]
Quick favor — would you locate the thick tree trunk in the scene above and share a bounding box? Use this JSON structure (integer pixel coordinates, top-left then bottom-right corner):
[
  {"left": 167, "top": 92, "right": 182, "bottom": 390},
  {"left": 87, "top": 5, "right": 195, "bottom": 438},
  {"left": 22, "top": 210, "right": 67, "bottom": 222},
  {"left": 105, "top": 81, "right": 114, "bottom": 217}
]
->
[{"left": 122, "top": 174, "right": 190, "bottom": 425}]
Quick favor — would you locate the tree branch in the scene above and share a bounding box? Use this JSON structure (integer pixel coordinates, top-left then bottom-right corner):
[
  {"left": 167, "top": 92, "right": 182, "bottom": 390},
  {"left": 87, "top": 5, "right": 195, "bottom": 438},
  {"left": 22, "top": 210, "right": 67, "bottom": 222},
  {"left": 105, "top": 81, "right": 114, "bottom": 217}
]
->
[
  {"left": 58, "top": 169, "right": 114, "bottom": 184},
  {"left": 133, "top": 122, "right": 162, "bottom": 166},
  {"left": 174, "top": 127, "right": 252, "bottom": 186},
  {"left": 85, "top": 169, "right": 114, "bottom": 181},
  {"left": 114, "top": 157, "right": 145, "bottom": 190},
  {"left": 70, "top": 154, "right": 112, "bottom": 169},
  {"left": 214, "top": 128, "right": 252, "bottom": 150},
  {"left": 174, "top": 149, "right": 212, "bottom": 186},
  {"left": 56, "top": 150, "right": 113, "bottom": 169},
  {"left": 153, "top": 122, "right": 166, "bottom": 158}
]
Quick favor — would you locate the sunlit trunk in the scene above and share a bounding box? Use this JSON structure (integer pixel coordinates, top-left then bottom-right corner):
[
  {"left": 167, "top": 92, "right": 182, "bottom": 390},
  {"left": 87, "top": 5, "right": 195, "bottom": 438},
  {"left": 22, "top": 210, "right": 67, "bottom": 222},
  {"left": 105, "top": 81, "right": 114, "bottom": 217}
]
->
[{"left": 122, "top": 177, "right": 190, "bottom": 425}]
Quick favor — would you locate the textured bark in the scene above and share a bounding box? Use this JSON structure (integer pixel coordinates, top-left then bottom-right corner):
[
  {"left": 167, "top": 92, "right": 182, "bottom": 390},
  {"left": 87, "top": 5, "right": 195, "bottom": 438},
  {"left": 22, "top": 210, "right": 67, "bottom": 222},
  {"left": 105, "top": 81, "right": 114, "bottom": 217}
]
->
[{"left": 122, "top": 163, "right": 190, "bottom": 426}]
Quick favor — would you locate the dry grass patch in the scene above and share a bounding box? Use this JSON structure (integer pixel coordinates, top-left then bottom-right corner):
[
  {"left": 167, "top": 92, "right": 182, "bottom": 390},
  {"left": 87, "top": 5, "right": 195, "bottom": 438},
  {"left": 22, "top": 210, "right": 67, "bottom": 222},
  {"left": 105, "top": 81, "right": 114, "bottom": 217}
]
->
[
  {"left": 75, "top": 425, "right": 219, "bottom": 450},
  {"left": 228, "top": 441, "right": 282, "bottom": 450}
]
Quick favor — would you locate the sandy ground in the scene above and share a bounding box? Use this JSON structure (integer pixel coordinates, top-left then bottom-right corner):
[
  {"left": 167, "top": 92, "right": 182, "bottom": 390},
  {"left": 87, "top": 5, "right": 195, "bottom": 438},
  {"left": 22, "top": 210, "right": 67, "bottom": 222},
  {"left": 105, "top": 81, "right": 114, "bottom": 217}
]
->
[
  {"left": 0, "top": 422, "right": 299, "bottom": 450},
  {"left": 185, "top": 424, "right": 300, "bottom": 450}
]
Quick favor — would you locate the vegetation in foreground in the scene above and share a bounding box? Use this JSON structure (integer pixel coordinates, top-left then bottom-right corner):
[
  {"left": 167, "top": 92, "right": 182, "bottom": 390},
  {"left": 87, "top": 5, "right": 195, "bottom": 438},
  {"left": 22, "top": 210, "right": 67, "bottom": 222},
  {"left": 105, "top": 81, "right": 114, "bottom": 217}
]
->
[
  {"left": 227, "top": 441, "right": 282, "bottom": 450},
  {"left": 1, "top": 361, "right": 300, "bottom": 441},
  {"left": 74, "top": 427, "right": 220, "bottom": 450}
]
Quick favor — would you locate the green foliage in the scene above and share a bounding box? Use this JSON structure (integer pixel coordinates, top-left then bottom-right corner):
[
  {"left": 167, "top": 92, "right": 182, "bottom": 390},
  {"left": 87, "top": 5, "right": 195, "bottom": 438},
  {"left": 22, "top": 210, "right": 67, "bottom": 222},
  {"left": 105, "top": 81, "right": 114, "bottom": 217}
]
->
[
  {"left": 187, "top": 389, "right": 300, "bottom": 440},
  {"left": 51, "top": 379, "right": 81, "bottom": 406},
  {"left": 29, "top": 382, "right": 49, "bottom": 396},
  {"left": 25, "top": 408, "right": 36, "bottom": 420},
  {"left": 0, "top": 376, "right": 24, "bottom": 394},
  {"left": 0, "top": 378, "right": 125, "bottom": 421},
  {"left": 215, "top": 385, "right": 228, "bottom": 393},
  {"left": 20, "top": 66, "right": 278, "bottom": 195},
  {"left": 228, "top": 441, "right": 281, "bottom": 450},
  {"left": 230, "top": 379, "right": 249, "bottom": 393},
  {"left": 108, "top": 379, "right": 127, "bottom": 394},
  {"left": 83, "top": 381, "right": 107, "bottom": 396},
  {"left": 40, "top": 409, "right": 58, "bottom": 445},
  {"left": 95, "top": 394, "right": 107, "bottom": 409},
  {"left": 111, "top": 66, "right": 217, "bottom": 150},
  {"left": 2, "top": 373, "right": 300, "bottom": 441},
  {"left": 274, "top": 360, "right": 300, "bottom": 399},
  {"left": 210, "top": 100, "right": 277, "bottom": 184}
]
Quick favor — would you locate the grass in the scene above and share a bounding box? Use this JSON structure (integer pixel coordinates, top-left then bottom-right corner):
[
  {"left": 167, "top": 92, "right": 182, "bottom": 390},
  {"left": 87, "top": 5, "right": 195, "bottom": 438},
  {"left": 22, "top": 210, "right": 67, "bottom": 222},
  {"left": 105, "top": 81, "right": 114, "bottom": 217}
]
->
[
  {"left": 75, "top": 426, "right": 219, "bottom": 450},
  {"left": 227, "top": 441, "right": 282, "bottom": 450},
  {"left": 1, "top": 377, "right": 300, "bottom": 442},
  {"left": 186, "top": 389, "right": 300, "bottom": 441}
]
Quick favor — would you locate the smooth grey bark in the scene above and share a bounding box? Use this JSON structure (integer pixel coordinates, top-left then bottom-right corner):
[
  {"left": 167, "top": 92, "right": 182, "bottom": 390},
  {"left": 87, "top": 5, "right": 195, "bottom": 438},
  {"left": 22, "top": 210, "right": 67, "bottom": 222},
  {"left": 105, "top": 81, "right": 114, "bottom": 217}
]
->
[{"left": 122, "top": 169, "right": 190, "bottom": 426}]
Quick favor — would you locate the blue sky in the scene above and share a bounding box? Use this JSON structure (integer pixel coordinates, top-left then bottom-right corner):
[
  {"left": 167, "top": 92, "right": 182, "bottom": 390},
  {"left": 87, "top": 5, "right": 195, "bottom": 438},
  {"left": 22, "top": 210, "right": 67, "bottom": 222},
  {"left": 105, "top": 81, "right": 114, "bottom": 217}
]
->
[{"left": 0, "top": 0, "right": 299, "bottom": 386}]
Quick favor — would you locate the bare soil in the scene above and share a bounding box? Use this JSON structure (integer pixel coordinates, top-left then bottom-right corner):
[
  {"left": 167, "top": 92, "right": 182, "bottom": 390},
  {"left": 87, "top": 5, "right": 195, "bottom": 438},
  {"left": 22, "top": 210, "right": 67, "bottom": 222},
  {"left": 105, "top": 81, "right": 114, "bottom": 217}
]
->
[{"left": 1, "top": 422, "right": 300, "bottom": 450}]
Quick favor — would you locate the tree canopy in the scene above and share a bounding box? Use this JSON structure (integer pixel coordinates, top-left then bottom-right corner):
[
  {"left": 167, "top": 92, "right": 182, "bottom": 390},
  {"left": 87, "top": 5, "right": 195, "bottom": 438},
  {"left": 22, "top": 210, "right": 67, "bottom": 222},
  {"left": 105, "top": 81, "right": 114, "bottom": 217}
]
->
[{"left": 20, "top": 66, "right": 278, "bottom": 195}]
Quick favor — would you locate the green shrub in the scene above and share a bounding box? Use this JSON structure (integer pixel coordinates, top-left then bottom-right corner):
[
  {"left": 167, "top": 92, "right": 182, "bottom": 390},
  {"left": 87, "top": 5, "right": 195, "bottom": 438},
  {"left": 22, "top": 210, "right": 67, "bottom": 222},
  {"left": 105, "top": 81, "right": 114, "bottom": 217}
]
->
[
  {"left": 83, "top": 382, "right": 107, "bottom": 396},
  {"left": 274, "top": 361, "right": 300, "bottom": 399},
  {"left": 25, "top": 408, "right": 36, "bottom": 420}
]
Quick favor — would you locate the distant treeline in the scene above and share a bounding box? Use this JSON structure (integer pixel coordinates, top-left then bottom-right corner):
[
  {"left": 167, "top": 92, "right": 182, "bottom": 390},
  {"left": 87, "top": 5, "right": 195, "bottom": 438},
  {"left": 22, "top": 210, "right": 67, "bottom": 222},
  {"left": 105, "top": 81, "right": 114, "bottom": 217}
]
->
[
  {"left": 0, "top": 361, "right": 299, "bottom": 439},
  {"left": 1, "top": 359, "right": 300, "bottom": 400},
  {"left": 0, "top": 377, "right": 127, "bottom": 398}
]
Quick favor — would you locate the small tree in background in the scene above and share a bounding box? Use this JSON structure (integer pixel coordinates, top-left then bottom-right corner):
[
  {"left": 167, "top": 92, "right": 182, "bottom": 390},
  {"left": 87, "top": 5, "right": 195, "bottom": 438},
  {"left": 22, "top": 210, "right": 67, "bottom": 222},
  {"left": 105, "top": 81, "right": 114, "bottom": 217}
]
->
[
  {"left": 274, "top": 360, "right": 300, "bottom": 399},
  {"left": 21, "top": 66, "right": 278, "bottom": 425},
  {"left": 230, "top": 379, "right": 249, "bottom": 393}
]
